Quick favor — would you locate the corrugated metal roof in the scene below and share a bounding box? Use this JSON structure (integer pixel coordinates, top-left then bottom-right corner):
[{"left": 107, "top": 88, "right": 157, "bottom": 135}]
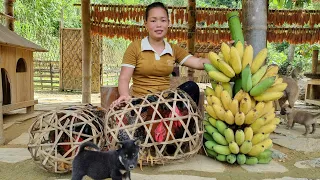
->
[{"left": 0, "top": 24, "right": 47, "bottom": 52}]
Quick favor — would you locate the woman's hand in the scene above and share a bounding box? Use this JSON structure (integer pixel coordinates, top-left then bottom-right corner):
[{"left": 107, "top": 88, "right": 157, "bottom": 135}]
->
[{"left": 111, "top": 95, "right": 131, "bottom": 108}]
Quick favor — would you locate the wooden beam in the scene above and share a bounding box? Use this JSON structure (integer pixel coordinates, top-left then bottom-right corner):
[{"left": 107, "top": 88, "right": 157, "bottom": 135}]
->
[
  {"left": 0, "top": 66, "right": 5, "bottom": 145},
  {"left": 4, "top": 0, "right": 14, "bottom": 31},
  {"left": 312, "top": 49, "right": 319, "bottom": 74},
  {"left": 242, "top": 0, "right": 267, "bottom": 57},
  {"left": 187, "top": 0, "right": 196, "bottom": 81},
  {"left": 2, "top": 100, "right": 38, "bottom": 114},
  {"left": 81, "top": 0, "right": 92, "bottom": 103}
]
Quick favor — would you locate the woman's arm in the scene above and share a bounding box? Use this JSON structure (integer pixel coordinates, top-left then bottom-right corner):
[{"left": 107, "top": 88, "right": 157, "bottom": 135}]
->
[
  {"left": 112, "top": 66, "right": 134, "bottom": 107},
  {"left": 182, "top": 56, "right": 211, "bottom": 70}
]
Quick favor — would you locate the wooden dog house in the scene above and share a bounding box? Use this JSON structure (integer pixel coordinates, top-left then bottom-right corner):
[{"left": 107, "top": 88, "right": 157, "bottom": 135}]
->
[{"left": 0, "top": 24, "right": 46, "bottom": 113}]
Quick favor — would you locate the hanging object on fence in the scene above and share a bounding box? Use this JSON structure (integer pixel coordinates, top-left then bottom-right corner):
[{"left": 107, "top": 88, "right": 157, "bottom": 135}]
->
[
  {"left": 268, "top": 9, "right": 320, "bottom": 27},
  {"left": 267, "top": 28, "right": 320, "bottom": 44}
]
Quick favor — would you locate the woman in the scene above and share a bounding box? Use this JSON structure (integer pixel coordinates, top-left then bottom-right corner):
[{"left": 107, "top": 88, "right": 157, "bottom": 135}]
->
[{"left": 112, "top": 2, "right": 211, "bottom": 107}]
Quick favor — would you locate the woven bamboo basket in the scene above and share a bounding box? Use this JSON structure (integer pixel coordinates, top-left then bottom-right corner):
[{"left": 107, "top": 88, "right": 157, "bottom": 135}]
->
[
  {"left": 27, "top": 104, "right": 106, "bottom": 173},
  {"left": 105, "top": 89, "right": 203, "bottom": 166}
]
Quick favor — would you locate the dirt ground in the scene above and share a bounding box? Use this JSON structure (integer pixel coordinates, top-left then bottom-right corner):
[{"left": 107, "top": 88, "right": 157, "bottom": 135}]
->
[{"left": 1, "top": 89, "right": 320, "bottom": 180}]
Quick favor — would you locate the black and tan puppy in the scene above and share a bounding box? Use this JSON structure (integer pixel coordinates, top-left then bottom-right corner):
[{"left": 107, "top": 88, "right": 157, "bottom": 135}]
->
[
  {"left": 280, "top": 104, "right": 319, "bottom": 135},
  {"left": 72, "top": 139, "right": 140, "bottom": 180}
]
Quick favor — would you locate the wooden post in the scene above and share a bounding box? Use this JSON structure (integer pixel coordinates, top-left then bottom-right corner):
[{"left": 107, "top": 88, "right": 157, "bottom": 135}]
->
[
  {"left": 4, "top": 0, "right": 14, "bottom": 31},
  {"left": 0, "top": 63, "right": 5, "bottom": 145},
  {"left": 312, "top": 49, "right": 319, "bottom": 74},
  {"left": 81, "top": 0, "right": 92, "bottom": 103},
  {"left": 187, "top": 0, "right": 196, "bottom": 81},
  {"left": 242, "top": 0, "right": 267, "bottom": 57}
]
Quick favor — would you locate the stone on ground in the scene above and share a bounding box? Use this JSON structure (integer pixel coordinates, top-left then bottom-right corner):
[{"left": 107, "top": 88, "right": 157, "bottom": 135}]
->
[
  {"left": 8, "top": 133, "right": 29, "bottom": 145},
  {"left": 241, "top": 160, "right": 288, "bottom": 173},
  {"left": 0, "top": 148, "right": 31, "bottom": 163},
  {"left": 294, "top": 158, "right": 320, "bottom": 169}
]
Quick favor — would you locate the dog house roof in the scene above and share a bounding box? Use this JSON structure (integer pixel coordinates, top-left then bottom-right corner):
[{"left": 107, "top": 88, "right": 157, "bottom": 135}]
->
[{"left": 0, "top": 24, "right": 47, "bottom": 52}]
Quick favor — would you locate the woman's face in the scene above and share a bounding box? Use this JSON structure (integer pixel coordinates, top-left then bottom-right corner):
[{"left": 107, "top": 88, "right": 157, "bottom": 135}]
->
[{"left": 145, "top": 7, "right": 169, "bottom": 41}]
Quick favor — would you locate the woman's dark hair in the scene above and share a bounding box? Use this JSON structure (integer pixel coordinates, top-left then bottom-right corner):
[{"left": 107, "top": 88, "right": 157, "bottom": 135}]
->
[{"left": 145, "top": 2, "right": 169, "bottom": 21}]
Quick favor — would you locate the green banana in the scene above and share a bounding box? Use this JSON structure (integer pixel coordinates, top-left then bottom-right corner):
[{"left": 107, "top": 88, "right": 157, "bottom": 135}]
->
[
  {"left": 213, "top": 144, "right": 231, "bottom": 155},
  {"left": 258, "top": 157, "right": 272, "bottom": 164},
  {"left": 240, "top": 140, "right": 253, "bottom": 154},
  {"left": 211, "top": 81, "right": 218, "bottom": 89},
  {"left": 222, "top": 82, "right": 233, "bottom": 97},
  {"left": 206, "top": 148, "right": 218, "bottom": 158},
  {"left": 251, "top": 65, "right": 268, "bottom": 86},
  {"left": 235, "top": 129, "right": 245, "bottom": 146},
  {"left": 226, "top": 154, "right": 237, "bottom": 164},
  {"left": 204, "top": 63, "right": 219, "bottom": 72},
  {"left": 212, "top": 132, "right": 228, "bottom": 146},
  {"left": 208, "top": 117, "right": 217, "bottom": 127},
  {"left": 204, "top": 140, "right": 218, "bottom": 150},
  {"left": 204, "top": 132, "right": 214, "bottom": 141},
  {"left": 229, "top": 141, "right": 240, "bottom": 154},
  {"left": 237, "top": 154, "right": 246, "bottom": 165},
  {"left": 233, "top": 78, "right": 242, "bottom": 96},
  {"left": 224, "top": 128, "right": 235, "bottom": 143},
  {"left": 250, "top": 76, "right": 276, "bottom": 97},
  {"left": 204, "top": 125, "right": 218, "bottom": 135},
  {"left": 241, "top": 64, "right": 253, "bottom": 92},
  {"left": 216, "top": 154, "right": 227, "bottom": 162},
  {"left": 215, "top": 120, "right": 228, "bottom": 135},
  {"left": 245, "top": 156, "right": 258, "bottom": 165},
  {"left": 257, "top": 149, "right": 273, "bottom": 160}
]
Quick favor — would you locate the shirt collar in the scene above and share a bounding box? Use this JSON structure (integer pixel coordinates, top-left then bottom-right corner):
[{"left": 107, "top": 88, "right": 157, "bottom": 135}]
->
[{"left": 141, "top": 36, "right": 173, "bottom": 56}]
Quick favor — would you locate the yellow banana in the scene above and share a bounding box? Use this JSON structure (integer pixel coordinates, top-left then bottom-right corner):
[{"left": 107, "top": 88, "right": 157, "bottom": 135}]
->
[
  {"left": 265, "top": 83, "right": 288, "bottom": 93},
  {"left": 248, "top": 144, "right": 265, "bottom": 157},
  {"left": 229, "top": 99, "right": 239, "bottom": 116},
  {"left": 213, "top": 104, "right": 226, "bottom": 120},
  {"left": 215, "top": 84, "right": 223, "bottom": 99},
  {"left": 240, "top": 97, "right": 251, "bottom": 115},
  {"left": 234, "top": 89, "right": 245, "bottom": 102},
  {"left": 267, "top": 117, "right": 280, "bottom": 125},
  {"left": 257, "top": 124, "right": 277, "bottom": 134},
  {"left": 273, "top": 77, "right": 283, "bottom": 86},
  {"left": 206, "top": 95, "right": 213, "bottom": 105},
  {"left": 221, "top": 82, "right": 233, "bottom": 97},
  {"left": 235, "top": 41, "right": 244, "bottom": 59},
  {"left": 264, "top": 112, "right": 276, "bottom": 124},
  {"left": 242, "top": 45, "right": 253, "bottom": 70},
  {"left": 230, "top": 46, "right": 242, "bottom": 74},
  {"left": 254, "top": 92, "right": 284, "bottom": 102},
  {"left": 235, "top": 112, "right": 245, "bottom": 126},
  {"left": 261, "top": 64, "right": 279, "bottom": 81},
  {"left": 250, "top": 97, "right": 256, "bottom": 110},
  {"left": 250, "top": 118, "right": 266, "bottom": 133},
  {"left": 256, "top": 138, "right": 273, "bottom": 149},
  {"left": 229, "top": 141, "right": 240, "bottom": 154},
  {"left": 251, "top": 48, "right": 268, "bottom": 74},
  {"left": 244, "top": 109, "right": 258, "bottom": 125},
  {"left": 235, "top": 129, "right": 245, "bottom": 146},
  {"left": 244, "top": 127, "right": 253, "bottom": 141},
  {"left": 252, "top": 133, "right": 265, "bottom": 145},
  {"left": 240, "top": 140, "right": 253, "bottom": 154},
  {"left": 208, "top": 51, "right": 221, "bottom": 68},
  {"left": 204, "top": 86, "right": 215, "bottom": 96},
  {"left": 224, "top": 110, "right": 235, "bottom": 125},
  {"left": 211, "top": 95, "right": 223, "bottom": 107},
  {"left": 221, "top": 90, "right": 232, "bottom": 110},
  {"left": 254, "top": 102, "right": 265, "bottom": 118},
  {"left": 204, "top": 104, "right": 218, "bottom": 119},
  {"left": 208, "top": 71, "right": 231, "bottom": 83},
  {"left": 262, "top": 101, "right": 274, "bottom": 116},
  {"left": 221, "top": 42, "right": 231, "bottom": 63},
  {"left": 218, "top": 59, "right": 236, "bottom": 78}
]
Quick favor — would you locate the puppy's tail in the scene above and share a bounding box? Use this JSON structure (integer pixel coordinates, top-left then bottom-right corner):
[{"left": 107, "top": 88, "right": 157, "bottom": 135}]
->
[{"left": 77, "top": 141, "right": 100, "bottom": 154}]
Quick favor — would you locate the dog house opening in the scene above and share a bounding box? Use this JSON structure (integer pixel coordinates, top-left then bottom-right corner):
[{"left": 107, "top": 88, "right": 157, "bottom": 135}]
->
[
  {"left": 16, "top": 58, "right": 27, "bottom": 72},
  {"left": 1, "top": 68, "right": 11, "bottom": 105}
]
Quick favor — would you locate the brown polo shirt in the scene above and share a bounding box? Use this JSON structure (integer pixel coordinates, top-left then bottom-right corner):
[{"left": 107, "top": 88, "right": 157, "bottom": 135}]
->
[{"left": 121, "top": 37, "right": 191, "bottom": 97}]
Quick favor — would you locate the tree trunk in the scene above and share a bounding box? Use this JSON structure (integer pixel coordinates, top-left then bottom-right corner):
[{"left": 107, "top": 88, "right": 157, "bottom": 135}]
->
[
  {"left": 187, "top": 0, "right": 196, "bottom": 81},
  {"left": 81, "top": 0, "right": 92, "bottom": 103},
  {"left": 288, "top": 44, "right": 295, "bottom": 62},
  {"left": 4, "top": 0, "right": 14, "bottom": 31},
  {"left": 242, "top": 0, "right": 267, "bottom": 57}
]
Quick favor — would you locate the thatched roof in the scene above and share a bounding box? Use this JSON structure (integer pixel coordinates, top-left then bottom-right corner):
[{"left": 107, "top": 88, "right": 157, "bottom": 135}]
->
[{"left": 0, "top": 24, "right": 47, "bottom": 52}]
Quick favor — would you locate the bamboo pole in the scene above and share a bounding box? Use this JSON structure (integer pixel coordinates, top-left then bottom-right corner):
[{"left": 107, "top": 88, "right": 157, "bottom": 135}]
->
[
  {"left": 242, "top": 0, "right": 267, "bottom": 57},
  {"left": 4, "top": 0, "right": 14, "bottom": 31},
  {"left": 187, "top": 0, "right": 196, "bottom": 81},
  {"left": 81, "top": 0, "right": 92, "bottom": 103}
]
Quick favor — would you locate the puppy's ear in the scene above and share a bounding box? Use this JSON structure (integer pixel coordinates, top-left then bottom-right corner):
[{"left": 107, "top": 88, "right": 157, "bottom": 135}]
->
[
  {"left": 116, "top": 142, "right": 123, "bottom": 149},
  {"left": 134, "top": 139, "right": 141, "bottom": 146}
]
